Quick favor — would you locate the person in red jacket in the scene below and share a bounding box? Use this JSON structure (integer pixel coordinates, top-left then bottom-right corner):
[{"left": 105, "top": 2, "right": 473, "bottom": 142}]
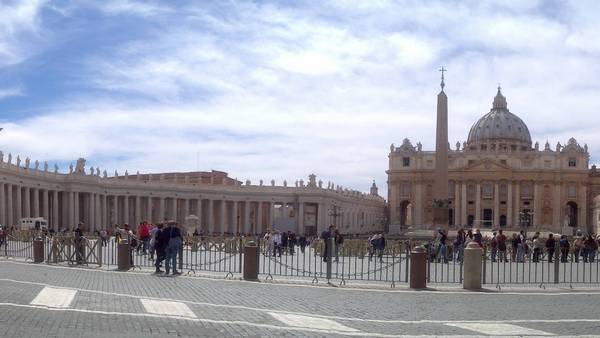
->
[{"left": 138, "top": 221, "right": 151, "bottom": 255}]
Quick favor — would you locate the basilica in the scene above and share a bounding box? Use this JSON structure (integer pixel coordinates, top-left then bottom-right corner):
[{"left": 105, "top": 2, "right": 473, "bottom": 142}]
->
[{"left": 388, "top": 87, "right": 600, "bottom": 234}]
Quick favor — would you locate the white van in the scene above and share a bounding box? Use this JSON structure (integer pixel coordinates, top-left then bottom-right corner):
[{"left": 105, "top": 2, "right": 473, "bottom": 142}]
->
[{"left": 20, "top": 217, "right": 48, "bottom": 231}]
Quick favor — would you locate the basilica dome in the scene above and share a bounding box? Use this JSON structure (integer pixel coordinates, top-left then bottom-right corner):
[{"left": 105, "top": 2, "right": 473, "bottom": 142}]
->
[{"left": 466, "top": 88, "right": 532, "bottom": 151}]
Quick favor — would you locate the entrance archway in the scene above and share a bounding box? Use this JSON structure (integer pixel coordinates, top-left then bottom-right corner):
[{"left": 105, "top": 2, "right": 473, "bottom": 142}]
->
[
  {"left": 467, "top": 215, "right": 474, "bottom": 227},
  {"left": 399, "top": 200, "right": 412, "bottom": 226},
  {"left": 483, "top": 209, "right": 493, "bottom": 227},
  {"left": 566, "top": 201, "right": 578, "bottom": 227}
]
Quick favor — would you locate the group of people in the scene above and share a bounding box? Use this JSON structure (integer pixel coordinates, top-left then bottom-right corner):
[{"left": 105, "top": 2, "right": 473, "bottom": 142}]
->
[
  {"left": 263, "top": 230, "right": 308, "bottom": 257},
  {"left": 430, "top": 228, "right": 600, "bottom": 264}
]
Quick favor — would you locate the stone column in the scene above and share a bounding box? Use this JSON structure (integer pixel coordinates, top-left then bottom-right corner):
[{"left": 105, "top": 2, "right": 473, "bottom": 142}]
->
[
  {"left": 580, "top": 185, "right": 588, "bottom": 231},
  {"left": 269, "top": 202, "right": 275, "bottom": 230},
  {"left": 159, "top": 197, "right": 165, "bottom": 222},
  {"left": 89, "top": 193, "right": 95, "bottom": 230},
  {"left": 16, "top": 186, "right": 22, "bottom": 223},
  {"left": 461, "top": 182, "right": 467, "bottom": 226},
  {"left": 183, "top": 198, "right": 189, "bottom": 221},
  {"left": 42, "top": 189, "right": 49, "bottom": 222},
  {"left": 232, "top": 201, "right": 238, "bottom": 234},
  {"left": 146, "top": 197, "right": 152, "bottom": 223},
  {"left": 112, "top": 195, "right": 119, "bottom": 225},
  {"left": 0, "top": 183, "right": 5, "bottom": 226},
  {"left": 207, "top": 199, "right": 214, "bottom": 234},
  {"left": 135, "top": 195, "right": 141, "bottom": 224},
  {"left": 73, "top": 192, "right": 79, "bottom": 224},
  {"left": 102, "top": 194, "right": 107, "bottom": 227},
  {"left": 507, "top": 183, "right": 513, "bottom": 227},
  {"left": 514, "top": 183, "right": 521, "bottom": 226},
  {"left": 433, "top": 85, "right": 449, "bottom": 228},
  {"left": 220, "top": 200, "right": 226, "bottom": 234},
  {"left": 197, "top": 199, "right": 202, "bottom": 230},
  {"left": 552, "top": 184, "right": 561, "bottom": 228},
  {"left": 7, "top": 184, "right": 13, "bottom": 226},
  {"left": 475, "top": 183, "right": 481, "bottom": 227},
  {"left": 243, "top": 200, "right": 251, "bottom": 234},
  {"left": 24, "top": 186, "right": 31, "bottom": 218},
  {"left": 493, "top": 183, "right": 500, "bottom": 227},
  {"left": 52, "top": 190, "right": 59, "bottom": 229},
  {"left": 454, "top": 181, "right": 460, "bottom": 226},
  {"left": 123, "top": 195, "right": 129, "bottom": 225},
  {"left": 317, "top": 202, "right": 326, "bottom": 233},
  {"left": 533, "top": 183, "right": 542, "bottom": 226},
  {"left": 297, "top": 200, "right": 305, "bottom": 235},
  {"left": 414, "top": 183, "right": 423, "bottom": 225},
  {"left": 171, "top": 197, "right": 177, "bottom": 222},
  {"left": 257, "top": 201, "right": 263, "bottom": 233},
  {"left": 33, "top": 188, "right": 40, "bottom": 218}
]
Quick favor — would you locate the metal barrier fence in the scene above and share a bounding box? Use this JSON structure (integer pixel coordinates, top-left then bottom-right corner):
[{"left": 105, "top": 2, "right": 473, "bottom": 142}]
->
[{"left": 2, "top": 234, "right": 599, "bottom": 287}]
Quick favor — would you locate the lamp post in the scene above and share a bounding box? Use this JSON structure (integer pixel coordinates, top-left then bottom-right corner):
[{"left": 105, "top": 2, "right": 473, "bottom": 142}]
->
[{"left": 328, "top": 204, "right": 343, "bottom": 228}]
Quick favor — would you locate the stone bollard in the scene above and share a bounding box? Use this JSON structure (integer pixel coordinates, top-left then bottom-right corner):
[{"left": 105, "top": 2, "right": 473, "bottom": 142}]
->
[
  {"left": 117, "top": 241, "right": 131, "bottom": 271},
  {"left": 33, "top": 238, "right": 44, "bottom": 263},
  {"left": 410, "top": 245, "right": 427, "bottom": 289},
  {"left": 243, "top": 241, "right": 259, "bottom": 281},
  {"left": 463, "top": 242, "right": 483, "bottom": 290}
]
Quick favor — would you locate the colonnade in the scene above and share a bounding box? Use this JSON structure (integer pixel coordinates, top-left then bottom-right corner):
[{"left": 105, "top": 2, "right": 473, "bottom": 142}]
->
[{"left": 401, "top": 180, "right": 588, "bottom": 230}]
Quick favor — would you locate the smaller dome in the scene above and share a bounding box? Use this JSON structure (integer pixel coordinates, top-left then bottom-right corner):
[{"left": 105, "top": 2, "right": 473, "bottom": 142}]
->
[{"left": 466, "top": 88, "right": 532, "bottom": 150}]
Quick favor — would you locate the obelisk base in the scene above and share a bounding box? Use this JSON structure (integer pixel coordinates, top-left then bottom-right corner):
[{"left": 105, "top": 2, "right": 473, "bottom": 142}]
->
[{"left": 432, "top": 200, "right": 450, "bottom": 229}]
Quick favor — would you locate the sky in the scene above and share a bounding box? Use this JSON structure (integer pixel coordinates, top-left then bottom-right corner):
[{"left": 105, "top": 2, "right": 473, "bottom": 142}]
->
[{"left": 1, "top": 0, "right": 600, "bottom": 199}]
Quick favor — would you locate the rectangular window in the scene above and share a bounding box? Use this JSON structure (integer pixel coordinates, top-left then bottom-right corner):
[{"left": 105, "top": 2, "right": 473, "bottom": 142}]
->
[
  {"left": 568, "top": 184, "right": 577, "bottom": 198},
  {"left": 482, "top": 184, "right": 493, "bottom": 199},
  {"left": 403, "top": 157, "right": 410, "bottom": 167},
  {"left": 568, "top": 158, "right": 577, "bottom": 167}
]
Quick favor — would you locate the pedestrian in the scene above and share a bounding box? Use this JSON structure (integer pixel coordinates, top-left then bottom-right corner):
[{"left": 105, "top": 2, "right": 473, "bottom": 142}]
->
[
  {"left": 437, "top": 229, "right": 448, "bottom": 263},
  {"left": 74, "top": 222, "right": 85, "bottom": 265},
  {"left": 263, "top": 230, "right": 272, "bottom": 257},
  {"left": 162, "top": 221, "right": 182, "bottom": 276},
  {"left": 298, "top": 234, "right": 307, "bottom": 254},
  {"left": 281, "top": 231, "right": 289, "bottom": 255},
  {"left": 288, "top": 232, "right": 296, "bottom": 255},
  {"left": 99, "top": 228, "right": 108, "bottom": 247},
  {"left": 453, "top": 228, "right": 464, "bottom": 262},
  {"left": 559, "top": 235, "right": 570, "bottom": 263},
  {"left": 377, "top": 233, "right": 386, "bottom": 263},
  {"left": 271, "top": 230, "right": 282, "bottom": 257},
  {"left": 545, "top": 233, "right": 556, "bottom": 263},
  {"left": 154, "top": 223, "right": 166, "bottom": 274},
  {"left": 532, "top": 232, "right": 542, "bottom": 263},
  {"left": 516, "top": 230, "right": 525, "bottom": 263},
  {"left": 320, "top": 225, "right": 335, "bottom": 262},
  {"left": 490, "top": 231, "right": 498, "bottom": 263},
  {"left": 497, "top": 229, "right": 507, "bottom": 262},
  {"left": 334, "top": 229, "right": 344, "bottom": 262},
  {"left": 137, "top": 221, "right": 151, "bottom": 255},
  {"left": 572, "top": 235, "right": 583, "bottom": 263}
]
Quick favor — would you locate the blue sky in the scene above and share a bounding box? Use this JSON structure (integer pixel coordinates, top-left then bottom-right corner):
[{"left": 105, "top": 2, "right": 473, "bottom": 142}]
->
[{"left": 1, "top": 0, "right": 600, "bottom": 198}]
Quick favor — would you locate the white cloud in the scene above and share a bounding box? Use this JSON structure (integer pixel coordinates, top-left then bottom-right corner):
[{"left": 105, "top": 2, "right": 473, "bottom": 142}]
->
[
  {"left": 0, "top": 0, "right": 46, "bottom": 67},
  {"left": 0, "top": 87, "right": 23, "bottom": 100},
  {"left": 3, "top": 1, "right": 600, "bottom": 198}
]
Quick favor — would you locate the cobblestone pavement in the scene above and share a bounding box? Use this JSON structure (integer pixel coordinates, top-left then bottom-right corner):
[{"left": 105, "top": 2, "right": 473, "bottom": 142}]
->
[{"left": 2, "top": 260, "right": 600, "bottom": 337}]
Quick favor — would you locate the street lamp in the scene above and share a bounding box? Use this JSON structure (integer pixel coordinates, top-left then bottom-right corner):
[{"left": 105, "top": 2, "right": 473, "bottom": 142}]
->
[{"left": 328, "top": 204, "right": 343, "bottom": 228}]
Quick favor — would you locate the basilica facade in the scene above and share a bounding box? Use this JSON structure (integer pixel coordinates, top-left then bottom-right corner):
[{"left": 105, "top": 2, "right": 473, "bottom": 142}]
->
[{"left": 388, "top": 88, "right": 600, "bottom": 234}]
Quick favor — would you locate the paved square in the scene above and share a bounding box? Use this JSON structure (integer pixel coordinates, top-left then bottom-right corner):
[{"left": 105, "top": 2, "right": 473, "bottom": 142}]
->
[
  {"left": 30, "top": 286, "right": 77, "bottom": 308},
  {"left": 140, "top": 299, "right": 197, "bottom": 318}
]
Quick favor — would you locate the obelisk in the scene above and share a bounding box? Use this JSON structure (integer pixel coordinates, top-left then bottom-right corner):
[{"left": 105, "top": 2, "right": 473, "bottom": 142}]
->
[{"left": 432, "top": 67, "right": 449, "bottom": 229}]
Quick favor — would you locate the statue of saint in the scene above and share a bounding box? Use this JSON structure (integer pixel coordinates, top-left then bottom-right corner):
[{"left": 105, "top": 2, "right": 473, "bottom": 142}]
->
[
  {"left": 89, "top": 167, "right": 94, "bottom": 175},
  {"left": 34, "top": 160, "right": 39, "bottom": 170},
  {"left": 456, "top": 141, "right": 460, "bottom": 151},
  {"left": 7, "top": 153, "right": 12, "bottom": 165},
  {"left": 103, "top": 170, "right": 108, "bottom": 178},
  {"left": 44, "top": 161, "right": 48, "bottom": 172},
  {"left": 25, "top": 157, "right": 30, "bottom": 169},
  {"left": 69, "top": 163, "right": 73, "bottom": 174},
  {"left": 271, "top": 179, "right": 275, "bottom": 186},
  {"left": 96, "top": 167, "right": 100, "bottom": 176},
  {"left": 54, "top": 164, "right": 59, "bottom": 173},
  {"left": 556, "top": 142, "right": 562, "bottom": 152},
  {"left": 390, "top": 143, "right": 394, "bottom": 152},
  {"left": 16, "top": 156, "right": 21, "bottom": 168},
  {"left": 0, "top": 151, "right": 3, "bottom": 163},
  {"left": 416, "top": 142, "right": 422, "bottom": 151}
]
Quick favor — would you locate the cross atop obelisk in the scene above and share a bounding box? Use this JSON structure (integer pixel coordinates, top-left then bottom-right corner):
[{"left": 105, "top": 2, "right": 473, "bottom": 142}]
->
[
  {"left": 433, "top": 67, "right": 450, "bottom": 229},
  {"left": 439, "top": 66, "right": 447, "bottom": 90}
]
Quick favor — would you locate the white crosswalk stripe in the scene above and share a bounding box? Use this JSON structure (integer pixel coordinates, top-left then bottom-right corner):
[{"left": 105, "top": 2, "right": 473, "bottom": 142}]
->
[
  {"left": 269, "top": 312, "right": 359, "bottom": 332},
  {"left": 30, "top": 286, "right": 77, "bottom": 308},
  {"left": 140, "top": 299, "right": 197, "bottom": 318},
  {"left": 445, "top": 322, "right": 553, "bottom": 336}
]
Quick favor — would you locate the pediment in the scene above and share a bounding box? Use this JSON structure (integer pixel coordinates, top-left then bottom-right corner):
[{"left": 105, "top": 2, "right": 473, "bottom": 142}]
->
[{"left": 463, "top": 158, "right": 511, "bottom": 171}]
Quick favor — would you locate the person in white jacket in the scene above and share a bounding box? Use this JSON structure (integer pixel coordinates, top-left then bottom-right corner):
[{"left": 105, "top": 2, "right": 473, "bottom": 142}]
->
[{"left": 271, "top": 231, "right": 282, "bottom": 257}]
